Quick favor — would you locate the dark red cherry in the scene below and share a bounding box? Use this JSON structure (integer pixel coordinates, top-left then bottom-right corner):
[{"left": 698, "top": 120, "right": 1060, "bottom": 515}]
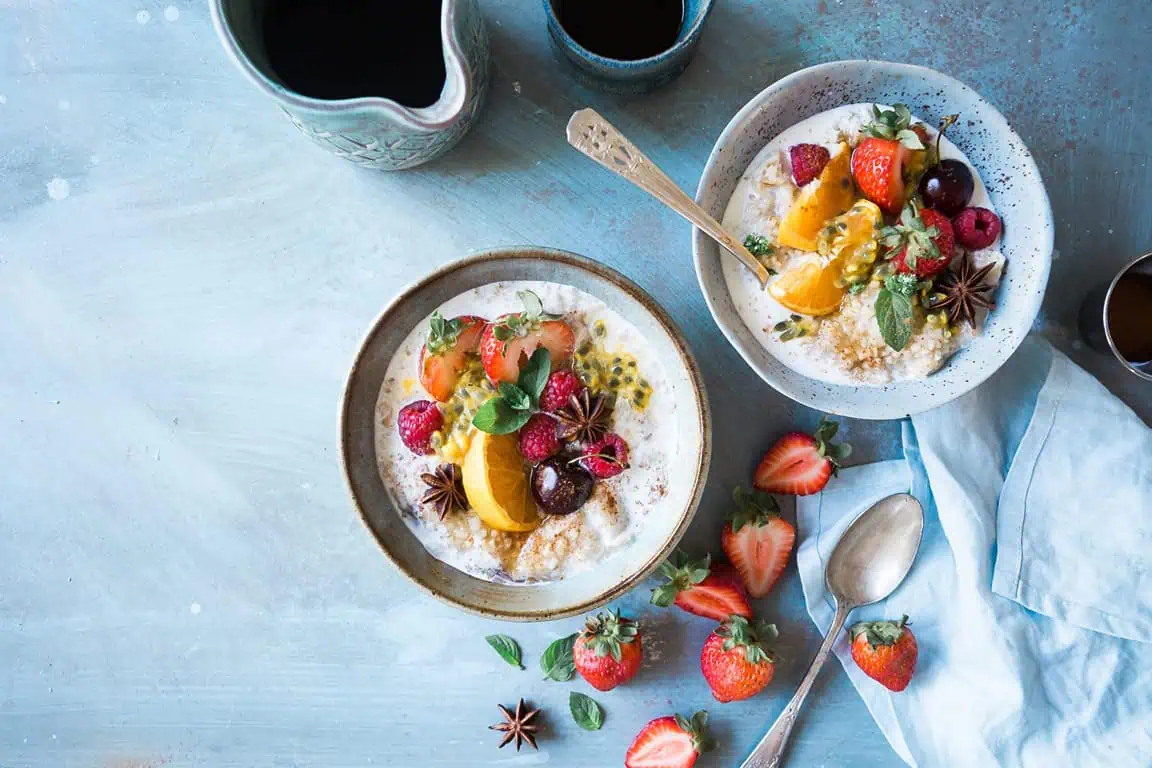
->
[
  {"left": 530, "top": 458, "right": 594, "bottom": 516},
  {"left": 917, "top": 159, "right": 975, "bottom": 217}
]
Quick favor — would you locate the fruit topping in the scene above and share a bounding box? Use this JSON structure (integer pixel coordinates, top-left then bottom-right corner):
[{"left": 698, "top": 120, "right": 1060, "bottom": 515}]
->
[
  {"left": 700, "top": 615, "right": 779, "bottom": 703},
  {"left": 788, "top": 143, "right": 831, "bottom": 186},
  {"left": 397, "top": 400, "right": 443, "bottom": 455},
  {"left": 721, "top": 487, "right": 795, "bottom": 598},
  {"left": 530, "top": 457, "right": 595, "bottom": 516},
  {"left": 851, "top": 137, "right": 911, "bottom": 214},
  {"left": 573, "top": 609, "right": 643, "bottom": 691},
  {"left": 818, "top": 199, "right": 884, "bottom": 289},
  {"left": 753, "top": 416, "right": 851, "bottom": 496},
  {"left": 462, "top": 431, "right": 540, "bottom": 532},
  {"left": 479, "top": 290, "right": 575, "bottom": 384},
  {"left": 862, "top": 103, "right": 926, "bottom": 150},
  {"left": 518, "top": 413, "right": 561, "bottom": 461},
  {"left": 581, "top": 433, "right": 630, "bottom": 479},
  {"left": 625, "top": 711, "right": 715, "bottom": 768},
  {"left": 556, "top": 389, "right": 613, "bottom": 444},
  {"left": 420, "top": 463, "right": 467, "bottom": 520},
  {"left": 772, "top": 314, "right": 815, "bottom": 342},
  {"left": 951, "top": 206, "right": 1002, "bottom": 250},
  {"left": 769, "top": 257, "right": 846, "bottom": 317},
  {"left": 882, "top": 203, "right": 955, "bottom": 279},
  {"left": 472, "top": 348, "right": 551, "bottom": 435},
  {"left": 539, "top": 369, "right": 585, "bottom": 413},
  {"left": 932, "top": 252, "right": 998, "bottom": 328},
  {"left": 777, "top": 142, "right": 855, "bottom": 251},
  {"left": 849, "top": 615, "right": 918, "bottom": 692},
  {"left": 651, "top": 551, "right": 754, "bottom": 622},
  {"left": 918, "top": 159, "right": 975, "bottom": 217},
  {"left": 418, "top": 313, "right": 487, "bottom": 402}
]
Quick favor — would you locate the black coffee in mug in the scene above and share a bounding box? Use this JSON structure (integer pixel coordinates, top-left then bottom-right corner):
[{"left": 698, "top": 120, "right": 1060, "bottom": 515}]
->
[
  {"left": 558, "top": 0, "right": 684, "bottom": 60},
  {"left": 261, "top": 0, "right": 446, "bottom": 107},
  {"left": 1107, "top": 270, "right": 1152, "bottom": 368}
]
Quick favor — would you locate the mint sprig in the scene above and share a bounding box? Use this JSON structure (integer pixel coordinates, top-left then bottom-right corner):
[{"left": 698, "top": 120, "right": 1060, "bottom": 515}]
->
[
  {"left": 876, "top": 285, "right": 914, "bottom": 351},
  {"left": 472, "top": 347, "right": 551, "bottom": 434}
]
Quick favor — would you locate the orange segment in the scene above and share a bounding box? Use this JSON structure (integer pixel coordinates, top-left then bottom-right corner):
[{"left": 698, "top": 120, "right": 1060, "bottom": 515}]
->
[
  {"left": 777, "top": 143, "right": 855, "bottom": 252},
  {"left": 769, "top": 258, "right": 846, "bottom": 316},
  {"left": 462, "top": 431, "right": 539, "bottom": 532}
]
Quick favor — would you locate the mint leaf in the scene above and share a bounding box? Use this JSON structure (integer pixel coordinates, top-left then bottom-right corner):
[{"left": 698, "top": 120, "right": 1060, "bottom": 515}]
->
[
  {"left": 499, "top": 382, "right": 531, "bottom": 412},
  {"left": 517, "top": 347, "right": 552, "bottom": 404},
  {"left": 876, "top": 288, "right": 914, "bottom": 351},
  {"left": 473, "top": 399, "right": 532, "bottom": 435},
  {"left": 743, "top": 234, "right": 774, "bottom": 258},
  {"left": 884, "top": 273, "right": 921, "bottom": 297},
  {"left": 540, "top": 633, "right": 578, "bottom": 682},
  {"left": 569, "top": 692, "right": 604, "bottom": 731},
  {"left": 485, "top": 634, "right": 524, "bottom": 669}
]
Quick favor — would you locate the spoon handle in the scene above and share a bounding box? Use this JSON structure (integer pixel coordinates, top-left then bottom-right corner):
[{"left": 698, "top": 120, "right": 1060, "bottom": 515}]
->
[
  {"left": 741, "top": 601, "right": 852, "bottom": 768},
  {"left": 565, "top": 108, "right": 770, "bottom": 288}
]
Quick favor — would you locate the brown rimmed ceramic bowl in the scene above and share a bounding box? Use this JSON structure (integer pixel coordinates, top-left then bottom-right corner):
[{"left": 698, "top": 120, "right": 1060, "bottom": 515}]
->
[{"left": 340, "top": 246, "right": 711, "bottom": 621}]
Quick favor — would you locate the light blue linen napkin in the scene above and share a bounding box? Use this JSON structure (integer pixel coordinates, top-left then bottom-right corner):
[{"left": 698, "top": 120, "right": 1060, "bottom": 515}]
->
[{"left": 796, "top": 336, "right": 1152, "bottom": 767}]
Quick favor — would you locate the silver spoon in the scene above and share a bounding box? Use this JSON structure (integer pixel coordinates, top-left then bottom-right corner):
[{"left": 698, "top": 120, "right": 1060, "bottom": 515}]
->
[
  {"left": 742, "top": 492, "right": 925, "bottom": 768},
  {"left": 566, "top": 108, "right": 770, "bottom": 288}
]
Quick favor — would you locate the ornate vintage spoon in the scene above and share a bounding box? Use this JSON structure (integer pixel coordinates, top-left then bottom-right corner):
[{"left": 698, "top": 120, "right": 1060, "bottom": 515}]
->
[
  {"left": 566, "top": 108, "right": 770, "bottom": 288},
  {"left": 742, "top": 493, "right": 925, "bottom": 768}
]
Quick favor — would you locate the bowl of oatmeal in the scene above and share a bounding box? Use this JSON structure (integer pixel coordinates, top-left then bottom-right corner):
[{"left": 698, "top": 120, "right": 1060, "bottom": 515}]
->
[
  {"left": 341, "top": 247, "right": 710, "bottom": 620},
  {"left": 693, "top": 61, "right": 1053, "bottom": 419}
]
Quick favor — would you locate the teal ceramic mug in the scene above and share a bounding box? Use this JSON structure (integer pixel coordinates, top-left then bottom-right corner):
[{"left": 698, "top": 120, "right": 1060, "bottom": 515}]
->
[{"left": 210, "top": 0, "right": 490, "bottom": 170}]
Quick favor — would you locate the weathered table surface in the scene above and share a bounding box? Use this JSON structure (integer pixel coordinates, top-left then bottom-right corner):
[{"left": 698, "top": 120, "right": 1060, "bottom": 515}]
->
[{"left": 2, "top": 1, "right": 1148, "bottom": 766}]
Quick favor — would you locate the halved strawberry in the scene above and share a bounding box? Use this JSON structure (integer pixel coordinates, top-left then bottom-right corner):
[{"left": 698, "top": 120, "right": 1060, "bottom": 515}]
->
[
  {"left": 651, "top": 552, "right": 753, "bottom": 622},
  {"left": 753, "top": 417, "right": 852, "bottom": 496},
  {"left": 478, "top": 291, "right": 574, "bottom": 384},
  {"left": 417, "top": 313, "right": 486, "bottom": 402},
  {"left": 625, "top": 711, "right": 715, "bottom": 768},
  {"left": 851, "top": 137, "right": 910, "bottom": 214},
  {"left": 884, "top": 205, "right": 955, "bottom": 279},
  {"left": 721, "top": 487, "right": 795, "bottom": 598}
]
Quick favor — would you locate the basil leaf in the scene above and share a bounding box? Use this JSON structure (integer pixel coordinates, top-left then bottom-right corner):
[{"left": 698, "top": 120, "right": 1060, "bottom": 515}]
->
[
  {"left": 876, "top": 288, "right": 914, "bottom": 351},
  {"left": 517, "top": 347, "right": 552, "bottom": 403},
  {"left": 473, "top": 399, "right": 532, "bottom": 435},
  {"left": 499, "top": 382, "right": 532, "bottom": 411},
  {"left": 569, "top": 691, "right": 604, "bottom": 731},
  {"left": 540, "top": 633, "right": 578, "bottom": 682},
  {"left": 485, "top": 634, "right": 524, "bottom": 669}
]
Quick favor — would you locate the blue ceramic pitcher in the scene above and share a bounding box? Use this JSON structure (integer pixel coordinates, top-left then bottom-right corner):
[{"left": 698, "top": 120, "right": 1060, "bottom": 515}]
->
[{"left": 211, "top": 0, "right": 490, "bottom": 170}]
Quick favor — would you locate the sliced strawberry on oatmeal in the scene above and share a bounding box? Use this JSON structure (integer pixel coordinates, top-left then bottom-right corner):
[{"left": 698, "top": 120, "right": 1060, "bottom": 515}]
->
[
  {"left": 418, "top": 313, "right": 487, "bottom": 402},
  {"left": 479, "top": 290, "right": 575, "bottom": 384}
]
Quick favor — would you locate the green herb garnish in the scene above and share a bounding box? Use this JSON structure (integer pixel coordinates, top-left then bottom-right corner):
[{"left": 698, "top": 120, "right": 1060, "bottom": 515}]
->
[
  {"left": 472, "top": 347, "right": 551, "bottom": 434},
  {"left": 490, "top": 290, "right": 560, "bottom": 353},
  {"left": 485, "top": 634, "right": 524, "bottom": 669},
  {"left": 425, "top": 311, "right": 466, "bottom": 356},
  {"left": 864, "top": 103, "right": 924, "bottom": 150},
  {"left": 879, "top": 201, "right": 941, "bottom": 271},
  {"left": 540, "top": 633, "right": 578, "bottom": 682},
  {"left": 875, "top": 283, "right": 915, "bottom": 351},
  {"left": 743, "top": 234, "right": 775, "bottom": 258},
  {"left": 569, "top": 692, "right": 604, "bottom": 731}
]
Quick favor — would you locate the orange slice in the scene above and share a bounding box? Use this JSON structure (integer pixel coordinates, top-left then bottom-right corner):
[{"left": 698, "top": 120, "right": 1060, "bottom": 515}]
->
[
  {"left": 769, "top": 258, "right": 846, "bottom": 316},
  {"left": 777, "top": 143, "right": 855, "bottom": 252},
  {"left": 462, "top": 431, "right": 539, "bottom": 532}
]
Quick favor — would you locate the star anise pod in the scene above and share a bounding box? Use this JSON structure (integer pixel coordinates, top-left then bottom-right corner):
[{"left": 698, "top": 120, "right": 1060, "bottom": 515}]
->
[
  {"left": 933, "top": 252, "right": 999, "bottom": 328},
  {"left": 489, "top": 698, "right": 539, "bottom": 751},
  {"left": 420, "top": 463, "right": 466, "bottom": 520},
  {"left": 556, "top": 390, "right": 613, "bottom": 443}
]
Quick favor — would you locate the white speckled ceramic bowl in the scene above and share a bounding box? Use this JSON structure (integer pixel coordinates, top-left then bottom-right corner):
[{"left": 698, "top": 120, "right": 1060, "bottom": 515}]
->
[
  {"left": 693, "top": 61, "right": 1053, "bottom": 419},
  {"left": 341, "top": 247, "right": 710, "bottom": 621}
]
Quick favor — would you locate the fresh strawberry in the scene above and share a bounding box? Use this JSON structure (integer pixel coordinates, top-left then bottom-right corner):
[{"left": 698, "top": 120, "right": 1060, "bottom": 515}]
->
[
  {"left": 572, "top": 609, "right": 643, "bottom": 692},
  {"left": 753, "top": 416, "right": 851, "bottom": 496},
  {"left": 651, "top": 552, "right": 753, "bottom": 622},
  {"left": 625, "top": 711, "right": 715, "bottom": 768},
  {"left": 849, "top": 615, "right": 918, "bottom": 692},
  {"left": 538, "top": 369, "right": 585, "bottom": 412},
  {"left": 700, "top": 615, "right": 778, "bottom": 703},
  {"left": 396, "top": 400, "right": 443, "bottom": 455},
  {"left": 884, "top": 203, "right": 956, "bottom": 278},
  {"left": 707, "top": 560, "right": 748, "bottom": 597},
  {"left": 417, "top": 313, "right": 486, "bottom": 402},
  {"left": 788, "top": 143, "right": 831, "bottom": 186},
  {"left": 851, "top": 138, "right": 910, "bottom": 214},
  {"left": 479, "top": 291, "right": 575, "bottom": 384},
  {"left": 721, "top": 487, "right": 795, "bottom": 598}
]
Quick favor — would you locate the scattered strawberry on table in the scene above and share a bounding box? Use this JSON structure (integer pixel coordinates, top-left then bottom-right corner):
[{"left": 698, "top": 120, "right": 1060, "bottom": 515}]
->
[
  {"left": 572, "top": 609, "right": 643, "bottom": 692},
  {"left": 721, "top": 487, "right": 796, "bottom": 598},
  {"left": 700, "top": 615, "right": 779, "bottom": 703},
  {"left": 651, "top": 551, "right": 753, "bottom": 622},
  {"left": 754, "top": 416, "right": 852, "bottom": 496},
  {"left": 849, "top": 615, "right": 918, "bottom": 692},
  {"left": 625, "top": 711, "right": 716, "bottom": 768}
]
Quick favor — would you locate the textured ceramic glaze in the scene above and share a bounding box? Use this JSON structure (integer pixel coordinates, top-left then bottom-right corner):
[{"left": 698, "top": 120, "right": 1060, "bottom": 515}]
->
[
  {"left": 542, "top": 0, "right": 715, "bottom": 94},
  {"left": 693, "top": 61, "right": 1054, "bottom": 420},
  {"left": 211, "top": 0, "right": 489, "bottom": 170},
  {"left": 341, "top": 247, "right": 711, "bottom": 620}
]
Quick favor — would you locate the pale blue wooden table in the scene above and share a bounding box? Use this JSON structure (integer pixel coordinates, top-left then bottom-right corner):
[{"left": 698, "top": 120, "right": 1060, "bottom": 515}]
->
[{"left": 1, "top": 1, "right": 1149, "bottom": 766}]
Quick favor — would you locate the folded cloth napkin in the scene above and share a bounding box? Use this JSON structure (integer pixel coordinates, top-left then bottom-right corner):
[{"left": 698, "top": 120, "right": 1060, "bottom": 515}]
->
[{"left": 796, "top": 336, "right": 1152, "bottom": 767}]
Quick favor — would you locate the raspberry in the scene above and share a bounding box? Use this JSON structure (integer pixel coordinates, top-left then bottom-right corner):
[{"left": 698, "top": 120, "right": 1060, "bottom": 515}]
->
[
  {"left": 789, "top": 143, "right": 831, "bottom": 186},
  {"left": 397, "top": 400, "right": 443, "bottom": 455},
  {"left": 581, "top": 433, "right": 630, "bottom": 479},
  {"left": 951, "top": 207, "right": 1001, "bottom": 250},
  {"left": 539, "top": 369, "right": 585, "bottom": 413},
  {"left": 518, "top": 413, "right": 561, "bottom": 462}
]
